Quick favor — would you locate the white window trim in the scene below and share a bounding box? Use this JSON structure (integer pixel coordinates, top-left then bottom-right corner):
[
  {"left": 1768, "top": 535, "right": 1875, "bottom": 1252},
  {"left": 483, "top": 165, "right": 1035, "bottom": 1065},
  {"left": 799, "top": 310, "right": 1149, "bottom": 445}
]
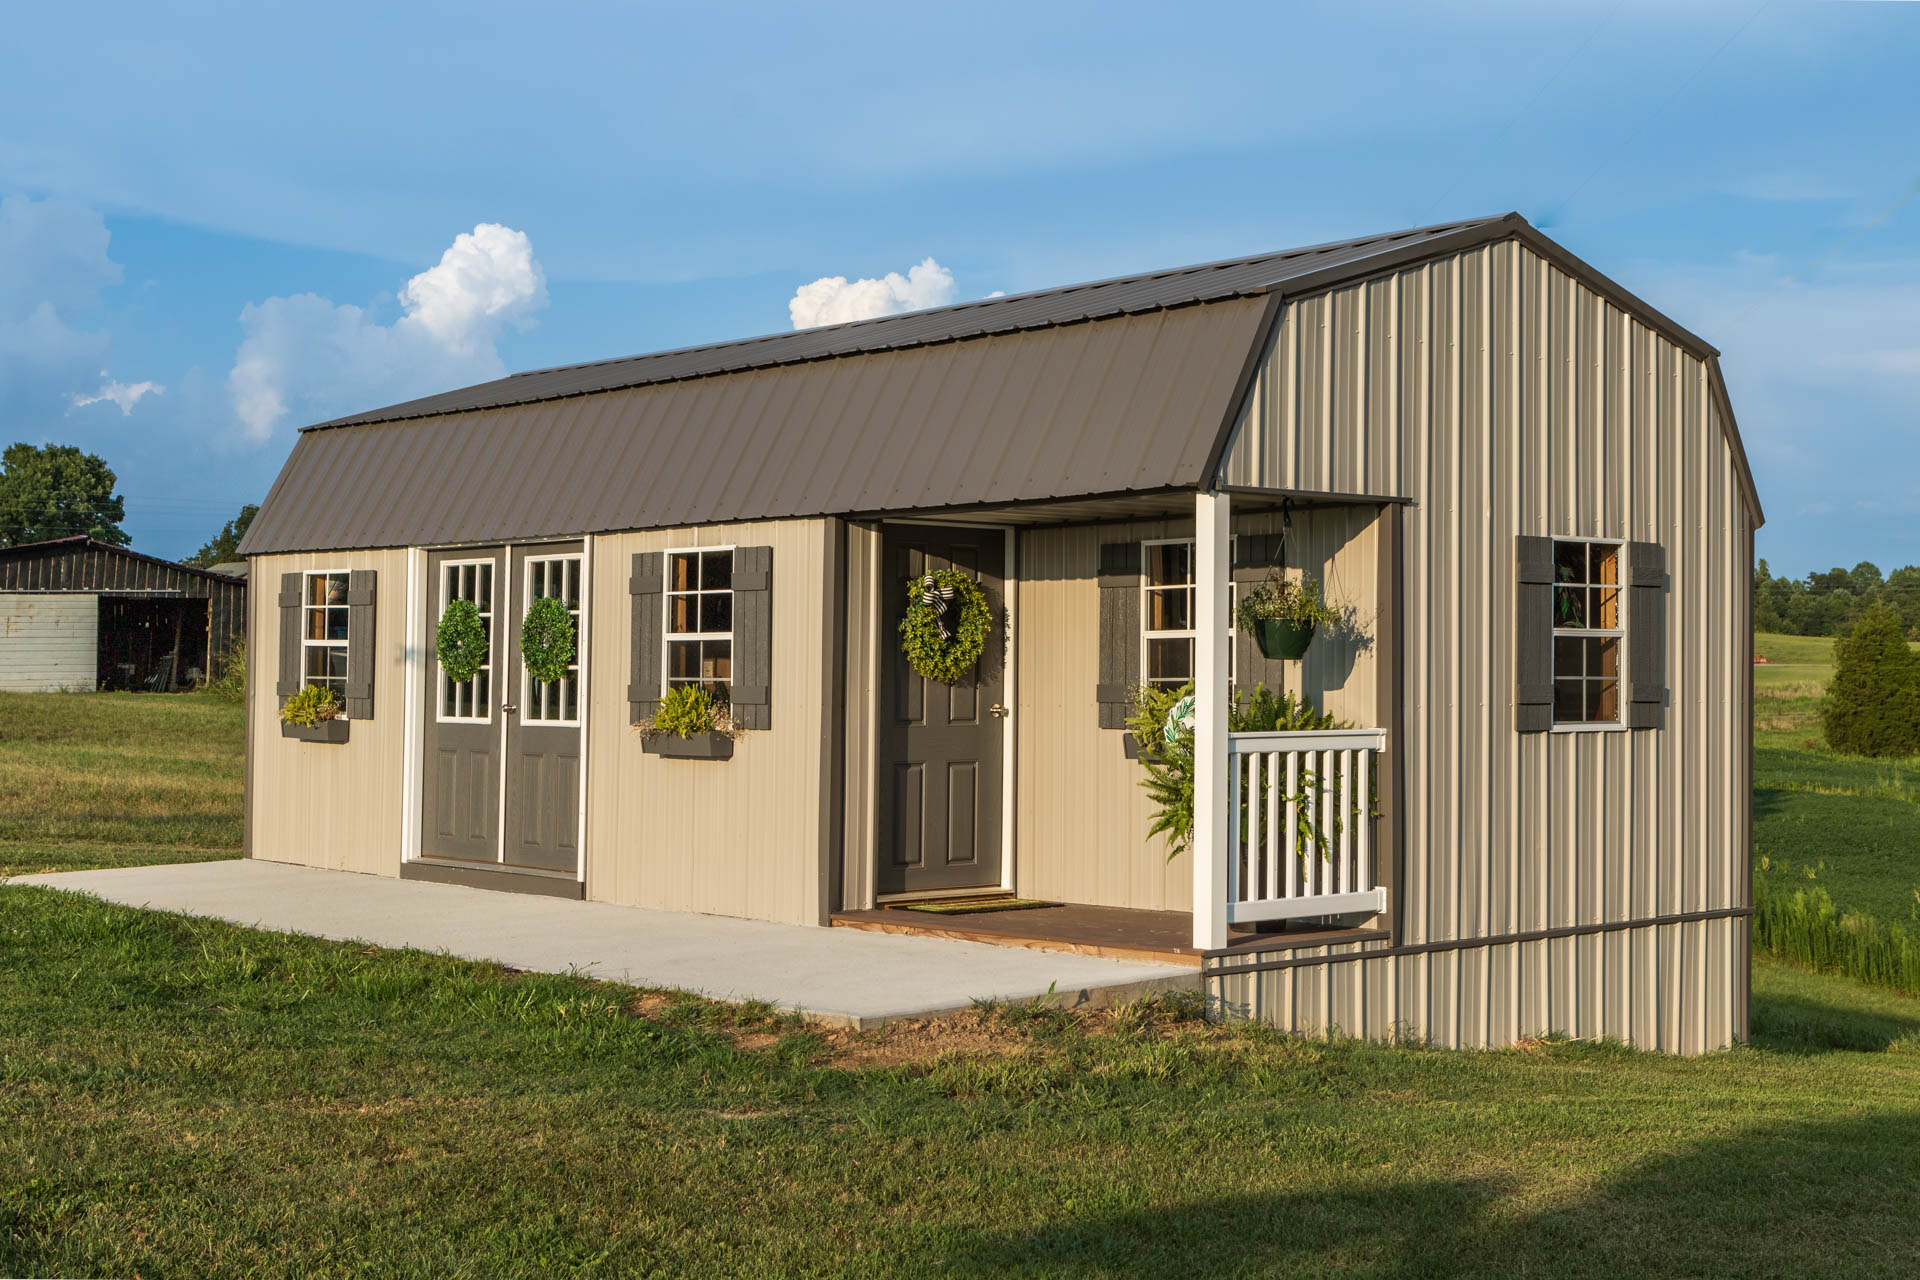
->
[
  {"left": 662, "top": 544, "right": 736, "bottom": 697},
  {"left": 300, "top": 568, "right": 352, "bottom": 716},
  {"left": 1550, "top": 535, "right": 1626, "bottom": 732},
  {"left": 1140, "top": 536, "right": 1239, "bottom": 690},
  {"left": 436, "top": 557, "right": 496, "bottom": 725},
  {"left": 520, "top": 552, "right": 585, "bottom": 728}
]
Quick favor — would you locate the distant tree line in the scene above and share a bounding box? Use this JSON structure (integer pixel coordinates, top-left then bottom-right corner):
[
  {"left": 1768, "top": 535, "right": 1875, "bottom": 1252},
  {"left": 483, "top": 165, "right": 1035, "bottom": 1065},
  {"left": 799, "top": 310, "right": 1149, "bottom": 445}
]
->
[{"left": 1756, "top": 560, "right": 1920, "bottom": 638}]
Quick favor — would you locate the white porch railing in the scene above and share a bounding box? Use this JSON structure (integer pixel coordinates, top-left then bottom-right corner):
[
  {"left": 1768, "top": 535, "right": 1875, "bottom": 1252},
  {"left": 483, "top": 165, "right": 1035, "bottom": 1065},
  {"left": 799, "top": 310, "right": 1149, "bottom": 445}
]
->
[{"left": 1226, "top": 728, "right": 1388, "bottom": 925}]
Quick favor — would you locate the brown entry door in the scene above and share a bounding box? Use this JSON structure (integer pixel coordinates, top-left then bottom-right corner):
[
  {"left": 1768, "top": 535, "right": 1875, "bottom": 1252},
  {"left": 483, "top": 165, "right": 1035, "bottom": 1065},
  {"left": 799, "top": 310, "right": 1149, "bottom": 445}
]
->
[
  {"left": 502, "top": 544, "right": 585, "bottom": 872},
  {"left": 876, "top": 524, "right": 1006, "bottom": 896}
]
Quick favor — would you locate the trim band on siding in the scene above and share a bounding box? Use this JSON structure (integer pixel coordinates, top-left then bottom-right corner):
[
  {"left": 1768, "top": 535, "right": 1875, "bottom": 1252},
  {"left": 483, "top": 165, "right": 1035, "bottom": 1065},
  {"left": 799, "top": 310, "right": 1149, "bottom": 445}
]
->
[
  {"left": 1216, "top": 483, "right": 1416, "bottom": 507},
  {"left": 1202, "top": 905, "right": 1755, "bottom": 976}
]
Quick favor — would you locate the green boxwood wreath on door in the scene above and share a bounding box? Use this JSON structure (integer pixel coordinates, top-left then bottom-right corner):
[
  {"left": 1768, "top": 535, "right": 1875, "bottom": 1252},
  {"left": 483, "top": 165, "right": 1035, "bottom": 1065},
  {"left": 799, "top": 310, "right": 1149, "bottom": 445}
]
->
[
  {"left": 435, "top": 598, "right": 489, "bottom": 684},
  {"left": 898, "top": 569, "right": 993, "bottom": 684},
  {"left": 521, "top": 596, "right": 577, "bottom": 684}
]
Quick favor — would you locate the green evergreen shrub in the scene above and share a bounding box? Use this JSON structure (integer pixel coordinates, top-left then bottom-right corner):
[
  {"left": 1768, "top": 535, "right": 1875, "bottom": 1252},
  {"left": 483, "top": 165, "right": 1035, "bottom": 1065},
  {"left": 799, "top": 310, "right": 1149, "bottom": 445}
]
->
[{"left": 1822, "top": 603, "right": 1920, "bottom": 757}]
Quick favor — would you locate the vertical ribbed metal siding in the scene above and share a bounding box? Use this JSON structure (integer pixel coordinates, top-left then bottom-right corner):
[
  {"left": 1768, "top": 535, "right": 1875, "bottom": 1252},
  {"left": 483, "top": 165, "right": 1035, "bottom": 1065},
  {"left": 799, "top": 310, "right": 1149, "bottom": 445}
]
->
[
  {"left": 1213, "top": 241, "right": 1753, "bottom": 1054},
  {"left": 247, "top": 548, "right": 409, "bottom": 877},
  {"left": 1013, "top": 507, "right": 1379, "bottom": 913},
  {"left": 586, "top": 518, "right": 834, "bottom": 926}
]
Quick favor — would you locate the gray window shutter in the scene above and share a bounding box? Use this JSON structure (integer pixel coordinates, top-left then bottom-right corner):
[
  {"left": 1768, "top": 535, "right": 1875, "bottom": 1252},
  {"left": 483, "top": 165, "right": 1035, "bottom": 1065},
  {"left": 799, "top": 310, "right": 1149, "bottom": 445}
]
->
[
  {"left": 344, "top": 569, "right": 377, "bottom": 720},
  {"left": 1233, "top": 532, "right": 1288, "bottom": 694},
  {"left": 731, "top": 546, "right": 773, "bottom": 731},
  {"left": 276, "top": 572, "right": 303, "bottom": 699},
  {"left": 1515, "top": 536, "right": 1553, "bottom": 733},
  {"left": 628, "top": 552, "right": 663, "bottom": 722},
  {"left": 1627, "top": 540, "right": 1666, "bottom": 730},
  {"left": 1096, "top": 542, "right": 1142, "bottom": 729}
]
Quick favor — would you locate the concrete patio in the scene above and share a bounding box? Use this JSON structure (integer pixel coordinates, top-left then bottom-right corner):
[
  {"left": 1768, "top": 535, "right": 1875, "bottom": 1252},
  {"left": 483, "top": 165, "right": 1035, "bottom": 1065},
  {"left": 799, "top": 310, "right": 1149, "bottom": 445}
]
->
[{"left": 6, "top": 860, "right": 1197, "bottom": 1028}]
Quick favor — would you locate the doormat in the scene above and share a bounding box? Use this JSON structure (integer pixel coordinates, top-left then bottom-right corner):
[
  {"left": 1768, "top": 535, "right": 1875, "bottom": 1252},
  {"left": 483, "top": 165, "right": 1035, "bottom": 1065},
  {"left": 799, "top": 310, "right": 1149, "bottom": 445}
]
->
[{"left": 898, "top": 897, "right": 1061, "bottom": 916}]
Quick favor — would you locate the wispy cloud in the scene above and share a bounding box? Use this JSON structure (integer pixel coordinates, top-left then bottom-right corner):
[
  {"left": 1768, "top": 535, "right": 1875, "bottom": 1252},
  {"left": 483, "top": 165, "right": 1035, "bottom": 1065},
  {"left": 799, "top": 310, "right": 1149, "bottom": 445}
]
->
[{"left": 72, "top": 377, "right": 163, "bottom": 414}]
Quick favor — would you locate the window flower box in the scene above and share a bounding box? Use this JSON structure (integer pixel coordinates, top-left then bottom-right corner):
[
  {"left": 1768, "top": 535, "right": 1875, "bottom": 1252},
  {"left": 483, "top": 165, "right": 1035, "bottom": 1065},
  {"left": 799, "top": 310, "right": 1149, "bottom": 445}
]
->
[
  {"left": 282, "top": 718, "right": 350, "bottom": 744},
  {"left": 641, "top": 730, "right": 734, "bottom": 761}
]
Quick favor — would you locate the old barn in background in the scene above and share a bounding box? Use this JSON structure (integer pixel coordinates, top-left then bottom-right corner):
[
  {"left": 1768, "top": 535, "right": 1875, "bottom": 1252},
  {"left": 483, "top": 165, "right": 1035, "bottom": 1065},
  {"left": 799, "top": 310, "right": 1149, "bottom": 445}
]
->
[{"left": 0, "top": 537, "right": 247, "bottom": 692}]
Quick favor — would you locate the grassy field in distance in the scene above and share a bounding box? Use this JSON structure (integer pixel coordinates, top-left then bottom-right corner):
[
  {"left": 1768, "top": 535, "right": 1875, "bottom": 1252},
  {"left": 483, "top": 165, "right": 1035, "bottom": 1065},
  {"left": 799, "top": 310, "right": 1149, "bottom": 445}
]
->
[{"left": 0, "top": 690, "right": 244, "bottom": 878}]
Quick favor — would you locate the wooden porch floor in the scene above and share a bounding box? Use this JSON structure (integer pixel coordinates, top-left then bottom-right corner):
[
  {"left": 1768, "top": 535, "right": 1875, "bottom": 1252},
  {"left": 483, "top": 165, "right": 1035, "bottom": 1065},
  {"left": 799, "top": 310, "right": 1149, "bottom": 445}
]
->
[{"left": 831, "top": 901, "right": 1388, "bottom": 969}]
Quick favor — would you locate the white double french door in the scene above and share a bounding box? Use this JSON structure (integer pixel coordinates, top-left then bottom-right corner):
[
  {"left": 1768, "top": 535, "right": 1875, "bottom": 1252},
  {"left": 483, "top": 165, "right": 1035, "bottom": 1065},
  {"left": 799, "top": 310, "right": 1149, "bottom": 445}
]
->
[{"left": 420, "top": 542, "right": 586, "bottom": 873}]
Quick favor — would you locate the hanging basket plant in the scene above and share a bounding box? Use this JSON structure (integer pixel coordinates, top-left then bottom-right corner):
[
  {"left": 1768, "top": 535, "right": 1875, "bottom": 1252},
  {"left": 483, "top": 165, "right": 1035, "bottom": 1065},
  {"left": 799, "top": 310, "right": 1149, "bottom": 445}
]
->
[
  {"left": 1235, "top": 572, "right": 1346, "bottom": 660},
  {"left": 521, "top": 596, "right": 577, "bottom": 684},
  {"left": 435, "top": 599, "right": 489, "bottom": 684},
  {"left": 898, "top": 569, "right": 993, "bottom": 685}
]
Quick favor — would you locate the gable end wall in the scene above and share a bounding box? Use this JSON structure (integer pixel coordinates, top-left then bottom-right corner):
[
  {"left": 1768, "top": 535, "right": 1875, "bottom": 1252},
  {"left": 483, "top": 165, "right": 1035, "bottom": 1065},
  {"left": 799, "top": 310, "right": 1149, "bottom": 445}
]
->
[{"left": 1214, "top": 239, "right": 1754, "bottom": 1054}]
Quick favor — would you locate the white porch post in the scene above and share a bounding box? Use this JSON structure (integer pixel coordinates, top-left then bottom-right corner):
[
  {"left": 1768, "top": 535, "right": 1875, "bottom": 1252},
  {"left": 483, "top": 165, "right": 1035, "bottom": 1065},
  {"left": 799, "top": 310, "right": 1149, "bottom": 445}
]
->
[{"left": 1191, "top": 488, "right": 1232, "bottom": 951}]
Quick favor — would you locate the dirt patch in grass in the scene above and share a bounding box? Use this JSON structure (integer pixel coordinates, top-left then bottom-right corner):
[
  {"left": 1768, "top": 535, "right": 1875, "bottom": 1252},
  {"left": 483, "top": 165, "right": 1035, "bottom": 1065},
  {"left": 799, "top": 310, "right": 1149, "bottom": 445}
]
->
[{"left": 819, "top": 1008, "right": 1040, "bottom": 1068}]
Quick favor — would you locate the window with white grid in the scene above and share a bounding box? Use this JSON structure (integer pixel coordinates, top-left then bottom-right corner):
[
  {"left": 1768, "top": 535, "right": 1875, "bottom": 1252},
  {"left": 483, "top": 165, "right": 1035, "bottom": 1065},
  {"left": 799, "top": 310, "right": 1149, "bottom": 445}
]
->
[
  {"left": 302, "top": 570, "right": 350, "bottom": 705},
  {"left": 1140, "top": 538, "right": 1238, "bottom": 691},
  {"left": 665, "top": 547, "right": 733, "bottom": 699},
  {"left": 1552, "top": 538, "right": 1623, "bottom": 725}
]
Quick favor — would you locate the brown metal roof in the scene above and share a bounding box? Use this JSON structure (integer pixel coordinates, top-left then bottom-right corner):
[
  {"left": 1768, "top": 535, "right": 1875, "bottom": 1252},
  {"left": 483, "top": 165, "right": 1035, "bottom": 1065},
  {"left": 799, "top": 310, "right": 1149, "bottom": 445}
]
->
[
  {"left": 242, "top": 212, "right": 1757, "bottom": 553},
  {"left": 242, "top": 297, "right": 1272, "bottom": 553},
  {"left": 304, "top": 216, "right": 1512, "bottom": 432}
]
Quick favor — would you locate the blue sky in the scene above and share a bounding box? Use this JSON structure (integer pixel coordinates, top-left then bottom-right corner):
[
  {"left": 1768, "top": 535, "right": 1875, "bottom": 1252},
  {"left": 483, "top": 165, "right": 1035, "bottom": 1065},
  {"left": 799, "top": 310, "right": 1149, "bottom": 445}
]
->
[{"left": 1, "top": 1, "right": 1915, "bottom": 572}]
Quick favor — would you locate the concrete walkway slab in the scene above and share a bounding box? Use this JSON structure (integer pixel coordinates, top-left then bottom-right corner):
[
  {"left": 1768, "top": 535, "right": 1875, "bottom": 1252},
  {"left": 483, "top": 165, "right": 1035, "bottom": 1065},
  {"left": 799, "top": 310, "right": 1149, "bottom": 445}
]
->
[{"left": 6, "top": 860, "right": 1196, "bottom": 1028}]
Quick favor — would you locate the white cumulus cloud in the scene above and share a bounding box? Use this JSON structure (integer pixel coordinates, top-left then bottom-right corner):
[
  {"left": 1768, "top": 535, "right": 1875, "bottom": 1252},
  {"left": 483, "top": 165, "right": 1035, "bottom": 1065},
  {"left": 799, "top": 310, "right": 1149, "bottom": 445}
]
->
[
  {"left": 72, "top": 377, "right": 163, "bottom": 415},
  {"left": 788, "top": 257, "right": 956, "bottom": 329},
  {"left": 0, "top": 196, "right": 121, "bottom": 425},
  {"left": 228, "top": 222, "right": 548, "bottom": 442}
]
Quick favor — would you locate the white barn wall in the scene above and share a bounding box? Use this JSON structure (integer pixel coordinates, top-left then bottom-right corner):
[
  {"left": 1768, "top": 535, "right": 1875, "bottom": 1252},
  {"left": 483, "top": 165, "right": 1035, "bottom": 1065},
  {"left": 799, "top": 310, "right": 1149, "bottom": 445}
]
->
[
  {"left": 1217, "top": 238, "right": 1755, "bottom": 1054},
  {"left": 0, "top": 593, "right": 98, "bottom": 692}
]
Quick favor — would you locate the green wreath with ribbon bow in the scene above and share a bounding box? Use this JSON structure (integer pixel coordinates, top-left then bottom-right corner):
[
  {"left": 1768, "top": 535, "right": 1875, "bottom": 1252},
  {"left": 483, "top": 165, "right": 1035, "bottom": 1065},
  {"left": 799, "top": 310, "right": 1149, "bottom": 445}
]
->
[
  {"left": 898, "top": 568, "right": 993, "bottom": 685},
  {"left": 520, "top": 596, "right": 577, "bottom": 684}
]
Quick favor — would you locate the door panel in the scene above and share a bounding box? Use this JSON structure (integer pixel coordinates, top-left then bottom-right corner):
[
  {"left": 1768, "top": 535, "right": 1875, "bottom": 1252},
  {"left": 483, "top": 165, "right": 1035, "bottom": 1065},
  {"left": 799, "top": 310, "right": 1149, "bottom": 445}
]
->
[
  {"left": 421, "top": 548, "right": 503, "bottom": 862},
  {"left": 502, "top": 543, "right": 585, "bottom": 872},
  {"left": 876, "top": 525, "right": 1006, "bottom": 895}
]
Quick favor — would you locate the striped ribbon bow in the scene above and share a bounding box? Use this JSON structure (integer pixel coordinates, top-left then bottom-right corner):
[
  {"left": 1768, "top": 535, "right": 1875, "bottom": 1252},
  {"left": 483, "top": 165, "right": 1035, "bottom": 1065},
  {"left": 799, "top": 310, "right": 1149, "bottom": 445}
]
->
[{"left": 919, "top": 573, "right": 956, "bottom": 639}]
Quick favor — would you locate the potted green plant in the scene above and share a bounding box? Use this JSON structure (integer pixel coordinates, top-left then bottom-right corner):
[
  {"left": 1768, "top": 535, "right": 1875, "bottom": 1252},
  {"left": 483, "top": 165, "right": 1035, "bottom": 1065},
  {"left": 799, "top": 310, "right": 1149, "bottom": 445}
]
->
[
  {"left": 1235, "top": 572, "right": 1344, "bottom": 660},
  {"left": 279, "top": 684, "right": 348, "bottom": 743},
  {"left": 635, "top": 685, "right": 739, "bottom": 760}
]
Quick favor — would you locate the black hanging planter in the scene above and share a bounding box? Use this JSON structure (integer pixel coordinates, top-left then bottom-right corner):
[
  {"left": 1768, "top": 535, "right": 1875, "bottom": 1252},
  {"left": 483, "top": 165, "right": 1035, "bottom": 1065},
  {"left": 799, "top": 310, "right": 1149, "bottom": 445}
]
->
[{"left": 1253, "top": 618, "right": 1316, "bottom": 660}]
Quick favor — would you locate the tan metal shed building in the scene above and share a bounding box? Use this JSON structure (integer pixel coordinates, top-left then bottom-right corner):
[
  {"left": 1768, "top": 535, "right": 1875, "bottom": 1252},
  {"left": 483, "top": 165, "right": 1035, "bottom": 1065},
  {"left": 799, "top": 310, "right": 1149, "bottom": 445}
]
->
[{"left": 240, "top": 213, "right": 1760, "bottom": 1054}]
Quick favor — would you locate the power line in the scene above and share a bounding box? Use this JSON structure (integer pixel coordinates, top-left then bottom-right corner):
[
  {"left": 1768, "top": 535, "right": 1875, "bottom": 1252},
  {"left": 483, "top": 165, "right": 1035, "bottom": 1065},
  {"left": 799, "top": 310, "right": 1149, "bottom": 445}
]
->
[
  {"left": 1725, "top": 176, "right": 1920, "bottom": 331},
  {"left": 1426, "top": 0, "right": 1626, "bottom": 223},
  {"left": 1555, "top": 0, "right": 1771, "bottom": 214}
]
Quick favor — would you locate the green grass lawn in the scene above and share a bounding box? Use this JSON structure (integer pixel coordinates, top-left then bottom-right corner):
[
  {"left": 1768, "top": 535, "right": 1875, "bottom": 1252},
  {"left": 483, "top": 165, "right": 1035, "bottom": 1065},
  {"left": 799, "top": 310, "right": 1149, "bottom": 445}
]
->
[
  {"left": 2, "top": 884, "right": 1917, "bottom": 1279},
  {"left": 0, "top": 690, "right": 244, "bottom": 878},
  {"left": 4, "top": 680, "right": 1920, "bottom": 1275},
  {"left": 1752, "top": 633, "right": 1920, "bottom": 925}
]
